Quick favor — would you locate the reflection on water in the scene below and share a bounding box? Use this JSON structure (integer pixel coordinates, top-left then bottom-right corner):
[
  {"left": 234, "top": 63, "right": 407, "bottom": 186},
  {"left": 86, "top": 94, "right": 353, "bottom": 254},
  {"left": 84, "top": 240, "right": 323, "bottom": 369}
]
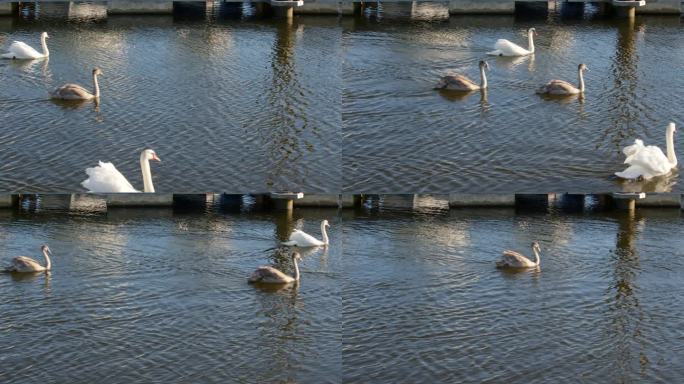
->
[
  {"left": 343, "top": 207, "right": 684, "bottom": 383},
  {"left": 0, "top": 208, "right": 341, "bottom": 383},
  {"left": 343, "top": 12, "right": 684, "bottom": 193},
  {"left": 0, "top": 13, "right": 341, "bottom": 193}
]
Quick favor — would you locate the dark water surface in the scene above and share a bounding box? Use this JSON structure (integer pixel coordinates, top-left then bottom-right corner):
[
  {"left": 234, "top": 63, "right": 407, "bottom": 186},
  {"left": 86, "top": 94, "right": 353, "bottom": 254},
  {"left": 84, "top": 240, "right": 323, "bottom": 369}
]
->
[
  {"left": 342, "top": 203, "right": 684, "bottom": 383},
  {"left": 343, "top": 7, "right": 684, "bottom": 193},
  {"left": 0, "top": 11, "right": 341, "bottom": 192},
  {"left": 0, "top": 207, "right": 341, "bottom": 383}
]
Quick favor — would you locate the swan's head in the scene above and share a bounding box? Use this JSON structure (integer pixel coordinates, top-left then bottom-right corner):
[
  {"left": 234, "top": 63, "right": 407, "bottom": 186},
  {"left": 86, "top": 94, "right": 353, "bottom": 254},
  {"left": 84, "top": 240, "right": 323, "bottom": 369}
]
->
[
  {"left": 142, "top": 149, "right": 161, "bottom": 163},
  {"left": 531, "top": 242, "right": 541, "bottom": 252},
  {"left": 322, "top": 219, "right": 330, "bottom": 228},
  {"left": 93, "top": 68, "right": 103, "bottom": 76},
  {"left": 578, "top": 63, "right": 588, "bottom": 72},
  {"left": 479, "top": 60, "right": 489, "bottom": 71},
  {"left": 41, "top": 244, "right": 52, "bottom": 255},
  {"left": 529, "top": 27, "right": 537, "bottom": 36},
  {"left": 668, "top": 122, "right": 677, "bottom": 135},
  {"left": 41, "top": 32, "right": 50, "bottom": 39}
]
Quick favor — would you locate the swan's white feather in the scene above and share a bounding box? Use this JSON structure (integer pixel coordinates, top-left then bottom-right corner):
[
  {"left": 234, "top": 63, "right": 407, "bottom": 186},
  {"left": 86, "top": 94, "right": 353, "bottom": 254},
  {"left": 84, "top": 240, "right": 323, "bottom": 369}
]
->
[
  {"left": 81, "top": 161, "right": 140, "bottom": 193},
  {"left": 616, "top": 139, "right": 672, "bottom": 180},
  {"left": 1, "top": 41, "right": 44, "bottom": 59},
  {"left": 487, "top": 39, "right": 530, "bottom": 57},
  {"left": 282, "top": 229, "right": 325, "bottom": 247}
]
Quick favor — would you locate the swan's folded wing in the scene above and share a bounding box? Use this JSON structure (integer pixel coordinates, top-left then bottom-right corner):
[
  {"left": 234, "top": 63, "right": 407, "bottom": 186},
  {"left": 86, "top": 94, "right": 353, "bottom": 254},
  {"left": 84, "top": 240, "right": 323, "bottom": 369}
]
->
[
  {"left": 493, "top": 39, "right": 528, "bottom": 56},
  {"left": 625, "top": 146, "right": 671, "bottom": 176},
  {"left": 615, "top": 164, "right": 652, "bottom": 180},
  {"left": 7, "top": 41, "right": 41, "bottom": 57},
  {"left": 81, "top": 161, "right": 139, "bottom": 193},
  {"left": 622, "top": 139, "right": 644, "bottom": 159},
  {"left": 288, "top": 230, "right": 323, "bottom": 246}
]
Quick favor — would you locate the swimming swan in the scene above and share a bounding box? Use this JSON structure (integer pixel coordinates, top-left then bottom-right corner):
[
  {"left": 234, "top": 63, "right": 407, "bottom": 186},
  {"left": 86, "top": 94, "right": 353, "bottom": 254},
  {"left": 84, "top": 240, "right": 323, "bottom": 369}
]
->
[
  {"left": 435, "top": 60, "right": 489, "bottom": 91},
  {"left": 488, "top": 27, "right": 536, "bottom": 57},
  {"left": 248, "top": 252, "right": 301, "bottom": 284},
  {"left": 615, "top": 122, "right": 678, "bottom": 180},
  {"left": 51, "top": 68, "right": 102, "bottom": 101},
  {"left": 1, "top": 32, "right": 49, "bottom": 60},
  {"left": 282, "top": 220, "right": 330, "bottom": 247},
  {"left": 496, "top": 242, "right": 541, "bottom": 269},
  {"left": 4, "top": 245, "right": 52, "bottom": 273},
  {"left": 536, "top": 63, "right": 587, "bottom": 95},
  {"left": 81, "top": 149, "right": 161, "bottom": 193}
]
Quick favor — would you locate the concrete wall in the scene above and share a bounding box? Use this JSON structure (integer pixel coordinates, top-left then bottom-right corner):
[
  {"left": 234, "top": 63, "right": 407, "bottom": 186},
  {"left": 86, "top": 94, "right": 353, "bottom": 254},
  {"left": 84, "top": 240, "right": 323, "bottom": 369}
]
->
[
  {"left": 449, "top": 0, "right": 515, "bottom": 14},
  {"left": 295, "top": 0, "right": 354, "bottom": 14},
  {"left": 636, "top": 0, "right": 681, "bottom": 13},
  {"left": 107, "top": 0, "right": 173, "bottom": 14},
  {"left": 0, "top": 3, "right": 12, "bottom": 15}
]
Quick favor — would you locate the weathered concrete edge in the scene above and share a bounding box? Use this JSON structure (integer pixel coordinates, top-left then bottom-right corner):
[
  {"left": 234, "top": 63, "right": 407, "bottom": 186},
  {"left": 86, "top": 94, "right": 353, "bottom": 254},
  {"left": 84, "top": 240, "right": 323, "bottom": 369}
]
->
[{"left": 449, "top": 193, "right": 516, "bottom": 207}]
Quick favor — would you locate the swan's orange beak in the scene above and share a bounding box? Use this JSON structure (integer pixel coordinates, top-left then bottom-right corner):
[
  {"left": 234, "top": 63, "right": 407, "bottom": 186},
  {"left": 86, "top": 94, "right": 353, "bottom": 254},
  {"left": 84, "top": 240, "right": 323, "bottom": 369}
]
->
[{"left": 152, "top": 154, "right": 161, "bottom": 162}]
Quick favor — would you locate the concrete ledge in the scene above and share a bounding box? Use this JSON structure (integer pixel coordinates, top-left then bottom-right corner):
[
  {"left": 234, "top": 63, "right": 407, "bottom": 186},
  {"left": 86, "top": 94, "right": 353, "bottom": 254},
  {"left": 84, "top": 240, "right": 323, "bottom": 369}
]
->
[
  {"left": 637, "top": 0, "right": 681, "bottom": 13},
  {"left": 103, "top": 193, "right": 174, "bottom": 207},
  {"left": 0, "top": 3, "right": 12, "bottom": 16},
  {"left": 295, "top": 194, "right": 343, "bottom": 208},
  {"left": 295, "top": 0, "right": 354, "bottom": 15},
  {"left": 107, "top": 0, "right": 173, "bottom": 15},
  {"left": 635, "top": 193, "right": 682, "bottom": 207},
  {"left": 381, "top": 194, "right": 417, "bottom": 209},
  {"left": 449, "top": 193, "right": 516, "bottom": 207},
  {"left": 449, "top": 0, "right": 515, "bottom": 14},
  {"left": 0, "top": 194, "right": 14, "bottom": 208}
]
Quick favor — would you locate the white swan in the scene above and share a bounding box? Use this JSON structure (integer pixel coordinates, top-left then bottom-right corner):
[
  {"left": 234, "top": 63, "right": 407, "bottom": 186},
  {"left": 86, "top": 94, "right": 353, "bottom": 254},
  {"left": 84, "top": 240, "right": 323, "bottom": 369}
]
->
[
  {"left": 537, "top": 63, "right": 587, "bottom": 95},
  {"left": 248, "top": 252, "right": 301, "bottom": 284},
  {"left": 51, "top": 68, "right": 102, "bottom": 101},
  {"left": 488, "top": 27, "right": 536, "bottom": 57},
  {"left": 616, "top": 122, "right": 678, "bottom": 180},
  {"left": 81, "top": 149, "right": 161, "bottom": 193},
  {"left": 435, "top": 60, "right": 489, "bottom": 91},
  {"left": 282, "top": 220, "right": 330, "bottom": 247},
  {"left": 496, "top": 242, "right": 541, "bottom": 269},
  {"left": 1, "top": 32, "right": 50, "bottom": 60},
  {"left": 4, "top": 245, "right": 52, "bottom": 273}
]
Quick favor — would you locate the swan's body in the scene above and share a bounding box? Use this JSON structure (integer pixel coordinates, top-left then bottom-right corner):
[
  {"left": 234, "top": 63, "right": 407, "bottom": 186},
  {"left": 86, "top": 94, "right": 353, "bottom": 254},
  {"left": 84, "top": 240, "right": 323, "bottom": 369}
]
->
[
  {"left": 435, "top": 60, "right": 489, "bottom": 91},
  {"left": 537, "top": 63, "right": 587, "bottom": 95},
  {"left": 81, "top": 149, "right": 161, "bottom": 193},
  {"left": 282, "top": 220, "right": 330, "bottom": 247},
  {"left": 488, "top": 28, "right": 536, "bottom": 57},
  {"left": 51, "top": 68, "right": 102, "bottom": 100},
  {"left": 616, "top": 122, "right": 678, "bottom": 180},
  {"left": 1, "top": 32, "right": 49, "bottom": 60},
  {"left": 496, "top": 242, "right": 541, "bottom": 269},
  {"left": 249, "top": 252, "right": 301, "bottom": 284},
  {"left": 4, "top": 245, "right": 52, "bottom": 273}
]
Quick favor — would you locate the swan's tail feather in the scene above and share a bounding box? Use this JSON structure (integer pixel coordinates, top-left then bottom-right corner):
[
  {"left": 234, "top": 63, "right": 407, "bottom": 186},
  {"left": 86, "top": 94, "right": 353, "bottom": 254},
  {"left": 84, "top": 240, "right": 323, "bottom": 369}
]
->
[
  {"left": 435, "top": 78, "right": 447, "bottom": 89},
  {"left": 487, "top": 50, "right": 503, "bottom": 56},
  {"left": 615, "top": 165, "right": 649, "bottom": 180}
]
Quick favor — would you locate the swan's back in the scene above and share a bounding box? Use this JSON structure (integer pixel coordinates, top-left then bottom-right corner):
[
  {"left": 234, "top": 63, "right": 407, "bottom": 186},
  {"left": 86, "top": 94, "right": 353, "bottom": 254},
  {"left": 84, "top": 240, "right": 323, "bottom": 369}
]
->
[
  {"left": 6, "top": 256, "right": 44, "bottom": 272},
  {"left": 435, "top": 74, "right": 479, "bottom": 91},
  {"left": 249, "top": 266, "right": 294, "bottom": 284},
  {"left": 2, "top": 41, "right": 42, "bottom": 59},
  {"left": 283, "top": 229, "right": 324, "bottom": 247},
  {"left": 536, "top": 80, "right": 579, "bottom": 95},
  {"left": 81, "top": 161, "right": 139, "bottom": 193},
  {"left": 489, "top": 39, "right": 529, "bottom": 57},
  {"left": 51, "top": 84, "right": 94, "bottom": 100},
  {"left": 497, "top": 250, "right": 535, "bottom": 268},
  {"left": 621, "top": 144, "right": 671, "bottom": 177}
]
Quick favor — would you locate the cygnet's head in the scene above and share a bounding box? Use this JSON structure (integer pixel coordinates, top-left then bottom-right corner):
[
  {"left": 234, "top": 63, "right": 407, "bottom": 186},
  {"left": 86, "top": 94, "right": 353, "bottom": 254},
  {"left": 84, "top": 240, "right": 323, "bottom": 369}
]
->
[
  {"left": 41, "top": 244, "right": 52, "bottom": 254},
  {"left": 479, "top": 60, "right": 490, "bottom": 71}
]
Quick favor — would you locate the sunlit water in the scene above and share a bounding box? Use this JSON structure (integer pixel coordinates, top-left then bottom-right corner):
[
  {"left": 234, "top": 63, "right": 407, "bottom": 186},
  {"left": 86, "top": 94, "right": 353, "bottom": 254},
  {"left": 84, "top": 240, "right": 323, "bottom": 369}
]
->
[
  {"left": 0, "top": 207, "right": 341, "bottom": 383},
  {"left": 0, "top": 9, "right": 341, "bottom": 192},
  {"left": 343, "top": 204, "right": 684, "bottom": 383},
  {"left": 343, "top": 6, "right": 684, "bottom": 193}
]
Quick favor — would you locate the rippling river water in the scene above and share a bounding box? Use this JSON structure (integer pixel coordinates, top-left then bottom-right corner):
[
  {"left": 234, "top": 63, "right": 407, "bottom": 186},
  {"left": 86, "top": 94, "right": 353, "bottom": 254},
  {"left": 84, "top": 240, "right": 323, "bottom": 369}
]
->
[
  {"left": 0, "top": 207, "right": 341, "bottom": 383},
  {"left": 0, "top": 12, "right": 341, "bottom": 192},
  {"left": 343, "top": 203, "right": 684, "bottom": 383},
  {"left": 343, "top": 8, "right": 684, "bottom": 193}
]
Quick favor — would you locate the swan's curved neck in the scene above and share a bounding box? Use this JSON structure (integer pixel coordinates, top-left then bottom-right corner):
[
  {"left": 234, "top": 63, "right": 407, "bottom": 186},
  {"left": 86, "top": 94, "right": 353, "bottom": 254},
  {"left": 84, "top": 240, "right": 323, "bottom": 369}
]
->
[
  {"left": 41, "top": 35, "right": 49, "bottom": 57},
  {"left": 140, "top": 154, "right": 155, "bottom": 193},
  {"left": 528, "top": 31, "right": 535, "bottom": 53},
  {"left": 666, "top": 128, "right": 677, "bottom": 166},
  {"left": 292, "top": 256, "right": 300, "bottom": 281},
  {"left": 43, "top": 250, "right": 51, "bottom": 271},
  {"left": 92, "top": 73, "right": 100, "bottom": 98},
  {"left": 321, "top": 222, "right": 329, "bottom": 245},
  {"left": 480, "top": 65, "right": 487, "bottom": 89},
  {"left": 532, "top": 247, "right": 540, "bottom": 266},
  {"left": 578, "top": 69, "right": 585, "bottom": 93}
]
